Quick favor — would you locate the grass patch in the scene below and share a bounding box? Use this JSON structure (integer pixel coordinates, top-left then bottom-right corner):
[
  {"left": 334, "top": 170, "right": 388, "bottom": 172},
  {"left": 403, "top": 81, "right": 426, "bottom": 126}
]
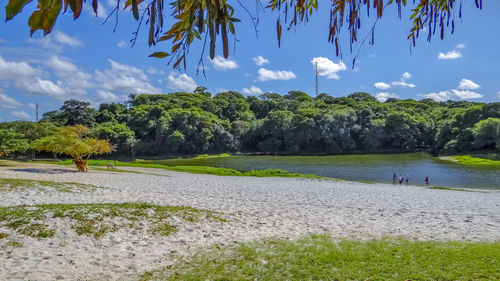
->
[
  {"left": 440, "top": 155, "right": 500, "bottom": 167},
  {"left": 140, "top": 235, "right": 500, "bottom": 281},
  {"left": 90, "top": 167, "right": 142, "bottom": 174},
  {"left": 194, "top": 153, "right": 231, "bottom": 158},
  {"left": 33, "top": 159, "right": 331, "bottom": 180},
  {"left": 0, "top": 178, "right": 100, "bottom": 193},
  {"left": 0, "top": 203, "right": 224, "bottom": 239},
  {"left": 0, "top": 160, "right": 13, "bottom": 167},
  {"left": 0, "top": 233, "right": 8, "bottom": 239},
  {"left": 429, "top": 186, "right": 478, "bottom": 192},
  {"left": 357, "top": 180, "right": 375, "bottom": 184},
  {"left": 5, "top": 241, "right": 23, "bottom": 248}
]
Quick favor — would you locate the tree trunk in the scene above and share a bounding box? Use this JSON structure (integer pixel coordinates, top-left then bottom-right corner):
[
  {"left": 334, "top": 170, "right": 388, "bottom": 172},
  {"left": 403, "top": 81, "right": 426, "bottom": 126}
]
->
[{"left": 73, "top": 159, "right": 88, "bottom": 172}]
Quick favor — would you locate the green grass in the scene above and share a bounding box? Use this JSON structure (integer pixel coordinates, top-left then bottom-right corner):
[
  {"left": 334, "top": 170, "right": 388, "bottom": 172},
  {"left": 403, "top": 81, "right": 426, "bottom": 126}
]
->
[
  {"left": 140, "top": 235, "right": 500, "bottom": 281},
  {"left": 0, "top": 233, "right": 8, "bottom": 239},
  {"left": 5, "top": 241, "right": 23, "bottom": 248},
  {"left": 0, "top": 160, "right": 12, "bottom": 167},
  {"left": 0, "top": 178, "right": 100, "bottom": 193},
  {"left": 429, "top": 186, "right": 478, "bottom": 192},
  {"left": 33, "top": 159, "right": 331, "bottom": 180},
  {"left": 440, "top": 155, "right": 500, "bottom": 167},
  {"left": 90, "top": 167, "right": 142, "bottom": 174},
  {"left": 0, "top": 203, "right": 224, "bottom": 239},
  {"left": 357, "top": 180, "right": 375, "bottom": 184}
]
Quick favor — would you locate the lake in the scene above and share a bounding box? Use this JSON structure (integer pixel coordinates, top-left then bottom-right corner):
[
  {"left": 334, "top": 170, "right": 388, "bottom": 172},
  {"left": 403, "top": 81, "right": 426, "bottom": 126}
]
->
[{"left": 146, "top": 153, "right": 500, "bottom": 190}]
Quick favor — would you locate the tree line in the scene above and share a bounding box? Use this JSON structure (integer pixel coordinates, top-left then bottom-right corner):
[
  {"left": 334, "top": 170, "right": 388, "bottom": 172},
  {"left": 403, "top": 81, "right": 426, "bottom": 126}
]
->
[{"left": 1, "top": 89, "right": 499, "bottom": 159}]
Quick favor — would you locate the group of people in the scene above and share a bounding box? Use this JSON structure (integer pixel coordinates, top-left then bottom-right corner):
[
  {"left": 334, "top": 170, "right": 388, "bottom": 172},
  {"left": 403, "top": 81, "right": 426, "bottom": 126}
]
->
[
  {"left": 392, "top": 173, "right": 430, "bottom": 187},
  {"left": 393, "top": 173, "right": 409, "bottom": 186}
]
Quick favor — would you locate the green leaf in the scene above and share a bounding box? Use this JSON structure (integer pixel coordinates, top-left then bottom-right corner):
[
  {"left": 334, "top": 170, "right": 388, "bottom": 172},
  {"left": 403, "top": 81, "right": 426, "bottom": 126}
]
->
[
  {"left": 42, "top": 0, "right": 62, "bottom": 34},
  {"left": 5, "top": 0, "right": 33, "bottom": 21},
  {"left": 28, "top": 10, "right": 44, "bottom": 36},
  {"left": 148, "top": 1, "right": 156, "bottom": 46},
  {"left": 132, "top": 0, "right": 139, "bottom": 20},
  {"left": 192, "top": 29, "right": 201, "bottom": 40},
  {"left": 148, "top": 51, "right": 169, "bottom": 58},
  {"left": 187, "top": 32, "right": 194, "bottom": 45},
  {"left": 228, "top": 21, "right": 235, "bottom": 34}
]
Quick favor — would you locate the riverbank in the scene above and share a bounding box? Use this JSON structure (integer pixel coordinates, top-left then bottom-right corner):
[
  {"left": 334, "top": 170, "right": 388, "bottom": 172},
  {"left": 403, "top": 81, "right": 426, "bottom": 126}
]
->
[{"left": 0, "top": 162, "right": 499, "bottom": 280}]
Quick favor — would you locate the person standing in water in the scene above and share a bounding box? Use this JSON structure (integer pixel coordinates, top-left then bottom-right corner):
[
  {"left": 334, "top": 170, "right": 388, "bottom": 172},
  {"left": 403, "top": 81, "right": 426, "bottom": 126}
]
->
[
  {"left": 399, "top": 174, "right": 404, "bottom": 186},
  {"left": 405, "top": 174, "right": 409, "bottom": 186},
  {"left": 425, "top": 176, "right": 430, "bottom": 188}
]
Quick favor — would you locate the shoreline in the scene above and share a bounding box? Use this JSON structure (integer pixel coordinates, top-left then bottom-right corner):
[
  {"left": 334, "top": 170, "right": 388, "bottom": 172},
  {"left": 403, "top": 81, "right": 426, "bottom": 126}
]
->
[{"left": 0, "top": 163, "right": 499, "bottom": 280}]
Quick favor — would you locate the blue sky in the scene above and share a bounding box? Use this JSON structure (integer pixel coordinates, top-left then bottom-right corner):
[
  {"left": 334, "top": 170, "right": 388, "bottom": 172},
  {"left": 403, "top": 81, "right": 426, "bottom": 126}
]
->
[{"left": 0, "top": 1, "right": 499, "bottom": 121}]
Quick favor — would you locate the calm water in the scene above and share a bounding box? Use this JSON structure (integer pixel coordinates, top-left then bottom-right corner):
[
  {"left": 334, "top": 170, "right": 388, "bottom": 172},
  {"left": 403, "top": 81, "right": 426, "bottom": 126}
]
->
[{"left": 148, "top": 153, "right": 500, "bottom": 189}]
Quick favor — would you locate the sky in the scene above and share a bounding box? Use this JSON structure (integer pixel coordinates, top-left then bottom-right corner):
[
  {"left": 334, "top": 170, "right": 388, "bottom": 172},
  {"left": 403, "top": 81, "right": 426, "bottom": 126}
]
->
[{"left": 0, "top": 0, "right": 499, "bottom": 121}]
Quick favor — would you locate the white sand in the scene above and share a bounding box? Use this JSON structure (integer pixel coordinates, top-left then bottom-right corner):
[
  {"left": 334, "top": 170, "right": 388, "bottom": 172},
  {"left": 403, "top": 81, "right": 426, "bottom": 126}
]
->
[{"left": 0, "top": 163, "right": 499, "bottom": 280}]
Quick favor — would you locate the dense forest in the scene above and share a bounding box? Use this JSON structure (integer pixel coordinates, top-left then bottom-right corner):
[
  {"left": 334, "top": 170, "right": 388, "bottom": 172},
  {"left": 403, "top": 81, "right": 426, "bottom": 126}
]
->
[{"left": 1, "top": 89, "right": 499, "bottom": 158}]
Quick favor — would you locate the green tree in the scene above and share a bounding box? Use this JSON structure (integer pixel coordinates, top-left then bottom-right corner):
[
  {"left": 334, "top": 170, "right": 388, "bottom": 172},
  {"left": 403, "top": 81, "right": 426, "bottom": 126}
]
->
[
  {"left": 0, "top": 129, "right": 29, "bottom": 157},
  {"left": 60, "top": 99, "right": 97, "bottom": 127},
  {"left": 472, "top": 118, "right": 500, "bottom": 150},
  {"left": 91, "top": 122, "right": 136, "bottom": 154},
  {"left": 32, "top": 125, "right": 113, "bottom": 171}
]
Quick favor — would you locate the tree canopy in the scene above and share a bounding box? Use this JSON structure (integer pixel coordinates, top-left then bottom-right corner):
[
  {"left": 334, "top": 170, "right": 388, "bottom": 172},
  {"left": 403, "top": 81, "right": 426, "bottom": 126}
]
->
[
  {"left": 32, "top": 125, "right": 113, "bottom": 171},
  {"left": 26, "top": 91, "right": 500, "bottom": 157},
  {"left": 0, "top": 129, "right": 29, "bottom": 157},
  {"left": 4, "top": 0, "right": 482, "bottom": 69}
]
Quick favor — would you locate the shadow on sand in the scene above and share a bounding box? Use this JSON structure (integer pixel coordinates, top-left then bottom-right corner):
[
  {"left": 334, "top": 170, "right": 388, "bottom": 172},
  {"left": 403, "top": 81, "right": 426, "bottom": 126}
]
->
[{"left": 10, "top": 168, "right": 78, "bottom": 174}]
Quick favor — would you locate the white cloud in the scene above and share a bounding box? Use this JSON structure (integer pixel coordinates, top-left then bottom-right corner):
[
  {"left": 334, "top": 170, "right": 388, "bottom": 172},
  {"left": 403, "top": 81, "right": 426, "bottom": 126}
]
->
[
  {"left": 392, "top": 80, "right": 416, "bottom": 88},
  {"left": 11, "top": 111, "right": 30, "bottom": 120},
  {"left": 375, "top": 92, "right": 399, "bottom": 102},
  {"left": 0, "top": 55, "right": 38, "bottom": 80},
  {"left": 167, "top": 72, "right": 197, "bottom": 92},
  {"left": 374, "top": 82, "right": 391, "bottom": 90},
  {"left": 402, "top": 72, "right": 412, "bottom": 79},
  {"left": 244, "top": 73, "right": 253, "bottom": 77},
  {"left": 258, "top": 68, "right": 296, "bottom": 82},
  {"left": 0, "top": 37, "right": 6, "bottom": 44},
  {"left": 95, "top": 90, "right": 119, "bottom": 103},
  {"left": 46, "top": 56, "right": 78, "bottom": 73},
  {"left": 242, "top": 86, "right": 263, "bottom": 95},
  {"left": 29, "top": 31, "right": 83, "bottom": 50},
  {"left": 451, "top": 89, "right": 483, "bottom": 99},
  {"left": 458, "top": 78, "right": 480, "bottom": 90},
  {"left": 53, "top": 31, "right": 83, "bottom": 47},
  {"left": 16, "top": 78, "right": 67, "bottom": 99},
  {"left": 210, "top": 56, "right": 238, "bottom": 70},
  {"left": 421, "top": 78, "right": 483, "bottom": 101},
  {"left": 117, "top": 40, "right": 127, "bottom": 48},
  {"left": 28, "top": 103, "right": 37, "bottom": 110},
  {"left": 498, "top": 91, "right": 500, "bottom": 98},
  {"left": 390, "top": 72, "right": 416, "bottom": 88},
  {"left": 253, "top": 56, "right": 269, "bottom": 66},
  {"left": 421, "top": 91, "right": 452, "bottom": 102},
  {"left": 95, "top": 59, "right": 160, "bottom": 94},
  {"left": 438, "top": 50, "right": 462, "bottom": 60},
  {"left": 456, "top": 43, "right": 466, "bottom": 49},
  {"left": 311, "top": 57, "right": 346, "bottom": 79},
  {"left": 46, "top": 56, "right": 92, "bottom": 96},
  {"left": 0, "top": 93, "right": 22, "bottom": 109}
]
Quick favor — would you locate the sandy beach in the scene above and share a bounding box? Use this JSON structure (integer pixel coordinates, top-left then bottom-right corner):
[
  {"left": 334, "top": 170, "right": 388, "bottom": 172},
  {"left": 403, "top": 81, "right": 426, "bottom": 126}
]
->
[{"left": 0, "top": 162, "right": 499, "bottom": 280}]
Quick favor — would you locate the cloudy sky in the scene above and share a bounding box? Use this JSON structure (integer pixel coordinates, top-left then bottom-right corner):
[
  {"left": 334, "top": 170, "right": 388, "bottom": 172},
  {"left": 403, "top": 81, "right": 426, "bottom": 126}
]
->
[{"left": 0, "top": 1, "right": 499, "bottom": 121}]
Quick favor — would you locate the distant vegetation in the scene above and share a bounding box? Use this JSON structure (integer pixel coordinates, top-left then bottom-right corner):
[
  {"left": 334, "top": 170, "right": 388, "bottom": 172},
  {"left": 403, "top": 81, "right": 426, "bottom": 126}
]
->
[
  {"left": 1, "top": 91, "right": 499, "bottom": 159},
  {"left": 37, "top": 159, "right": 329, "bottom": 179}
]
